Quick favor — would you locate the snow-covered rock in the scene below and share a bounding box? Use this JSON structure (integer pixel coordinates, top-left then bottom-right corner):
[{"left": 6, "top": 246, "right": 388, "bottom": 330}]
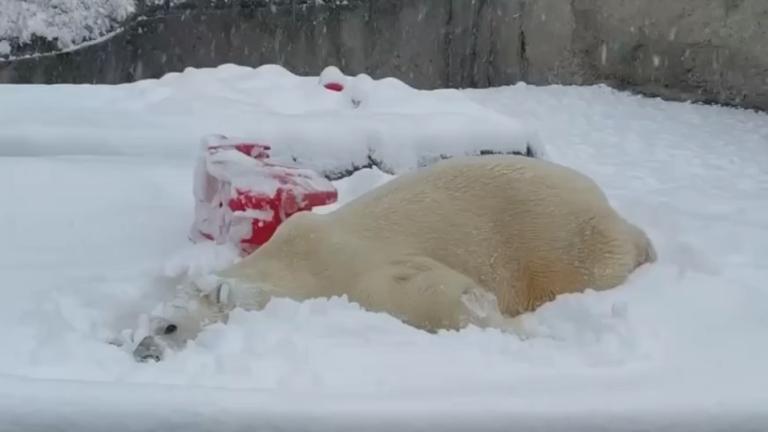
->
[{"left": 0, "top": 0, "right": 135, "bottom": 51}]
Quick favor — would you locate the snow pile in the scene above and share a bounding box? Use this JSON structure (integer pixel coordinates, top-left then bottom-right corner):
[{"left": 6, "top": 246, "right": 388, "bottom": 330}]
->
[
  {"left": 0, "top": 0, "right": 135, "bottom": 53},
  {"left": 0, "top": 67, "right": 767, "bottom": 430},
  {"left": 0, "top": 64, "right": 542, "bottom": 177}
]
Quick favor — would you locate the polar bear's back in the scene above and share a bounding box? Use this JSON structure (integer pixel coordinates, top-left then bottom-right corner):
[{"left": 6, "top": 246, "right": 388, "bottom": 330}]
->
[
  {"left": 326, "top": 155, "right": 631, "bottom": 295},
  {"left": 333, "top": 155, "right": 613, "bottom": 238}
]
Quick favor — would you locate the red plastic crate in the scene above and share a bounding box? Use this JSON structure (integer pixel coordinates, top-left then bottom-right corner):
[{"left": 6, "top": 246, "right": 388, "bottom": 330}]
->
[{"left": 191, "top": 134, "right": 338, "bottom": 255}]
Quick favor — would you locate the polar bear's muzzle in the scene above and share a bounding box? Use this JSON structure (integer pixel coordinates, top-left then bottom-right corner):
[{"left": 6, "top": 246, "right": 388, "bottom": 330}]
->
[
  {"left": 133, "top": 335, "right": 165, "bottom": 362},
  {"left": 131, "top": 315, "right": 180, "bottom": 362}
]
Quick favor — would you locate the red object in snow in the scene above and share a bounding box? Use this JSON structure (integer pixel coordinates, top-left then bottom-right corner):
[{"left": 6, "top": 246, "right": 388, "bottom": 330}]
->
[
  {"left": 323, "top": 82, "right": 344, "bottom": 92},
  {"left": 191, "top": 135, "right": 338, "bottom": 255}
]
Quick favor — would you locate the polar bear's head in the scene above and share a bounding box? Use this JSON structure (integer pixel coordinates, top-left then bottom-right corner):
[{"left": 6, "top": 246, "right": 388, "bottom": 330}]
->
[
  {"left": 131, "top": 278, "right": 231, "bottom": 362},
  {"left": 132, "top": 211, "right": 339, "bottom": 362}
]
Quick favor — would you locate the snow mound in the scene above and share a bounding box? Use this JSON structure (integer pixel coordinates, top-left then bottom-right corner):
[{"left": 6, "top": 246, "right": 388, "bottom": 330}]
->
[{"left": 0, "top": 63, "right": 543, "bottom": 178}]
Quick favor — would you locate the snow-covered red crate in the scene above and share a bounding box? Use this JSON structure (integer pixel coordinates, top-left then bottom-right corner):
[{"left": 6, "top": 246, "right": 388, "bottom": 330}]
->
[{"left": 191, "top": 134, "right": 338, "bottom": 255}]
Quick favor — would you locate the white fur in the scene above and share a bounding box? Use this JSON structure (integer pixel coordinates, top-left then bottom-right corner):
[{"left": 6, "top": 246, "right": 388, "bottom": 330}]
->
[{"left": 135, "top": 155, "right": 656, "bottom": 360}]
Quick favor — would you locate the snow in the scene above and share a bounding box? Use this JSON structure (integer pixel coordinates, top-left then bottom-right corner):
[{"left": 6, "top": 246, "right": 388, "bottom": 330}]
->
[
  {"left": 0, "top": 1, "right": 313, "bottom": 58},
  {"left": 1, "top": 64, "right": 768, "bottom": 431},
  {"left": 0, "top": 0, "right": 135, "bottom": 52},
  {"left": 0, "top": 64, "right": 541, "bottom": 178}
]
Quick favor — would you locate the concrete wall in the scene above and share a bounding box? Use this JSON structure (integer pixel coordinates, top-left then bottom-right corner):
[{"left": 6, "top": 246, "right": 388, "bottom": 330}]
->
[
  {"left": 1, "top": 0, "right": 767, "bottom": 111},
  {"left": 524, "top": 0, "right": 768, "bottom": 111}
]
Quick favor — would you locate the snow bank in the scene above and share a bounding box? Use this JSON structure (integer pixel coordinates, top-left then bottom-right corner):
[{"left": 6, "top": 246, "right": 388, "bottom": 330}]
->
[{"left": 0, "top": 64, "right": 543, "bottom": 178}]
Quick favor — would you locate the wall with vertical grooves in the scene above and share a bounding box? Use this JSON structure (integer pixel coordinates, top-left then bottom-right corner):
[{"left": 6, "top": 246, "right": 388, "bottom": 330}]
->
[{"left": 1, "top": 0, "right": 766, "bottom": 111}]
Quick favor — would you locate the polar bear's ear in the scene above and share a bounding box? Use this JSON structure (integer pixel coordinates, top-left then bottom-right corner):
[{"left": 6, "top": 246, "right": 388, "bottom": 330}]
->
[
  {"left": 202, "top": 280, "right": 236, "bottom": 309},
  {"left": 214, "top": 282, "right": 231, "bottom": 305},
  {"left": 189, "top": 275, "right": 236, "bottom": 308},
  {"left": 191, "top": 274, "right": 223, "bottom": 296}
]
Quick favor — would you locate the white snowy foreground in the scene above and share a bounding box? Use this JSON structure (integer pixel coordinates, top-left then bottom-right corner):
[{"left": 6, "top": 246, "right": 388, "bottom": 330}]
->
[{"left": 1, "top": 64, "right": 767, "bottom": 431}]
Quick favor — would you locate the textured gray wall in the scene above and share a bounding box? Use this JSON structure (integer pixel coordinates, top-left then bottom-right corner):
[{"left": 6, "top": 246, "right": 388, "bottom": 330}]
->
[
  {"left": 1, "top": 0, "right": 766, "bottom": 111},
  {"left": 524, "top": 0, "right": 768, "bottom": 111}
]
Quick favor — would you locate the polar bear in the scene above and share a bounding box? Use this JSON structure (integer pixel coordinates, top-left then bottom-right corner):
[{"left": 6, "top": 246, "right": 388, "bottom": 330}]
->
[{"left": 133, "top": 155, "right": 656, "bottom": 361}]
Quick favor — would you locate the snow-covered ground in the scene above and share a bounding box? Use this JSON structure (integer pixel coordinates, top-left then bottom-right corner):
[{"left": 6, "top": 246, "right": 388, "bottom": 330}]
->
[{"left": 1, "top": 64, "right": 767, "bottom": 431}]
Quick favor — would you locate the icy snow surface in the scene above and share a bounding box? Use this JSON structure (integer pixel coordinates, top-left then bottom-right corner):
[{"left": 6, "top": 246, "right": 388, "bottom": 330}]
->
[{"left": 1, "top": 64, "right": 768, "bottom": 431}]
